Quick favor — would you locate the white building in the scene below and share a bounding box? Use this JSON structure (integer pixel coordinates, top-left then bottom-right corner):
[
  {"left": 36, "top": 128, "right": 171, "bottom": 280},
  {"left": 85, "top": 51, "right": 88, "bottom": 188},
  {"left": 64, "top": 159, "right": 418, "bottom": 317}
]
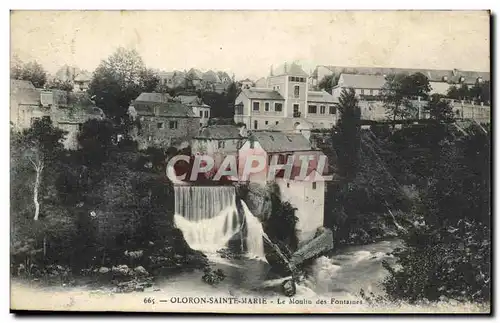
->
[
  {"left": 234, "top": 62, "right": 338, "bottom": 131},
  {"left": 176, "top": 95, "right": 211, "bottom": 127},
  {"left": 238, "top": 131, "right": 328, "bottom": 242}
]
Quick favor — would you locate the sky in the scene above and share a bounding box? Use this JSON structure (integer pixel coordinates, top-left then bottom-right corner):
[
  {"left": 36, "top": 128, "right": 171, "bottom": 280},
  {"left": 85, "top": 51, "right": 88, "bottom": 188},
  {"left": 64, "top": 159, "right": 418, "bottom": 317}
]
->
[{"left": 10, "top": 10, "right": 490, "bottom": 80}]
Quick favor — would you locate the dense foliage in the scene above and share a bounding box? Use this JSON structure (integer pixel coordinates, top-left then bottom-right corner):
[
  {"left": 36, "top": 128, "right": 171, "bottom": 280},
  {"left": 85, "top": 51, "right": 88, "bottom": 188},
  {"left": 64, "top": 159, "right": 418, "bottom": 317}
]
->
[{"left": 10, "top": 120, "right": 201, "bottom": 278}]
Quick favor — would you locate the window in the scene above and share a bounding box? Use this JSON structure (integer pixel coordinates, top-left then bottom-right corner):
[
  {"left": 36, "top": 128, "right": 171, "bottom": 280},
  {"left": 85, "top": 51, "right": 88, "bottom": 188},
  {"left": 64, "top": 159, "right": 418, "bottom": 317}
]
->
[
  {"left": 361, "top": 89, "right": 365, "bottom": 95},
  {"left": 287, "top": 183, "right": 290, "bottom": 188},
  {"left": 294, "top": 85, "right": 300, "bottom": 98},
  {"left": 312, "top": 182, "right": 317, "bottom": 190},
  {"left": 329, "top": 106, "right": 337, "bottom": 114},
  {"left": 265, "top": 121, "right": 269, "bottom": 125},
  {"left": 78, "top": 124, "right": 83, "bottom": 132},
  {"left": 308, "top": 105, "right": 317, "bottom": 113},
  {"left": 275, "top": 121, "right": 279, "bottom": 125},
  {"left": 253, "top": 120, "right": 258, "bottom": 129},
  {"left": 253, "top": 102, "right": 260, "bottom": 111},
  {"left": 169, "top": 121, "right": 178, "bottom": 129},
  {"left": 204, "top": 110, "right": 209, "bottom": 118},
  {"left": 157, "top": 122, "right": 164, "bottom": 129},
  {"left": 218, "top": 141, "right": 225, "bottom": 149},
  {"left": 199, "top": 111, "right": 203, "bottom": 117},
  {"left": 275, "top": 103, "right": 283, "bottom": 112},
  {"left": 265, "top": 102, "right": 270, "bottom": 111},
  {"left": 200, "top": 123, "right": 203, "bottom": 127},
  {"left": 370, "top": 89, "right": 374, "bottom": 95},
  {"left": 320, "top": 105, "right": 326, "bottom": 114},
  {"left": 276, "top": 85, "right": 280, "bottom": 90},
  {"left": 289, "top": 76, "right": 295, "bottom": 82},
  {"left": 293, "top": 104, "right": 299, "bottom": 113}
]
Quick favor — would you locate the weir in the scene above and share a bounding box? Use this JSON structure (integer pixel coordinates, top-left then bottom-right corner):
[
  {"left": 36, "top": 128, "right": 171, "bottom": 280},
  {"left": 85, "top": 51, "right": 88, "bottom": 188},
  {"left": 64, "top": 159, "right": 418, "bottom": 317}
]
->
[{"left": 174, "top": 185, "right": 266, "bottom": 258}]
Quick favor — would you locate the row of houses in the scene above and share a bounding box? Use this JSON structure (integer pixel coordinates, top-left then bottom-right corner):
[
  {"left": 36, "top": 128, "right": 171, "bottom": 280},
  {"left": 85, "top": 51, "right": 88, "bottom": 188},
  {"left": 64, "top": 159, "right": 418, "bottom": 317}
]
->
[
  {"left": 158, "top": 68, "right": 233, "bottom": 93},
  {"left": 236, "top": 63, "right": 491, "bottom": 126}
]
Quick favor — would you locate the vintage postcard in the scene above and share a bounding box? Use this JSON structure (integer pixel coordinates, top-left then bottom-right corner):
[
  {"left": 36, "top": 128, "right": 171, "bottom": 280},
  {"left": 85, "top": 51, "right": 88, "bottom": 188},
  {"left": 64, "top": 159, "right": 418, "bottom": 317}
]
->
[{"left": 9, "top": 10, "right": 491, "bottom": 314}]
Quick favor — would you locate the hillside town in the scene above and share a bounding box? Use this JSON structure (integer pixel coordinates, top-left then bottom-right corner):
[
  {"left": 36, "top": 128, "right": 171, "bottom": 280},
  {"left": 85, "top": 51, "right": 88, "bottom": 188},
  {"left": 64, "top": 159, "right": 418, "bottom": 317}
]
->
[{"left": 11, "top": 48, "right": 491, "bottom": 311}]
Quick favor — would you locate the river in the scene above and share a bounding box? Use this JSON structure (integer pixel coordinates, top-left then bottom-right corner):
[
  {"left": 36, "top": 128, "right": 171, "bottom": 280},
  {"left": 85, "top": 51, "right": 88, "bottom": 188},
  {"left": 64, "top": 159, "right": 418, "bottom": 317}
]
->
[{"left": 10, "top": 238, "right": 488, "bottom": 313}]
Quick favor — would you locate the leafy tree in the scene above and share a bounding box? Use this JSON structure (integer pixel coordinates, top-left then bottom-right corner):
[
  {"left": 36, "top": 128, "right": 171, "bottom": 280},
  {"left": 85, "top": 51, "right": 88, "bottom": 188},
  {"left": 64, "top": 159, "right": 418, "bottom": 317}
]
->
[
  {"left": 332, "top": 88, "right": 361, "bottom": 181},
  {"left": 318, "top": 74, "right": 339, "bottom": 93},
  {"left": 382, "top": 73, "right": 431, "bottom": 124},
  {"left": 446, "top": 85, "right": 460, "bottom": 100},
  {"left": 140, "top": 68, "right": 161, "bottom": 92},
  {"left": 426, "top": 94, "right": 454, "bottom": 122},
  {"left": 88, "top": 48, "right": 148, "bottom": 121},
  {"left": 77, "top": 119, "right": 115, "bottom": 167},
  {"left": 457, "top": 83, "right": 470, "bottom": 100},
  {"left": 11, "top": 60, "right": 48, "bottom": 88},
  {"left": 12, "top": 119, "right": 66, "bottom": 221}
]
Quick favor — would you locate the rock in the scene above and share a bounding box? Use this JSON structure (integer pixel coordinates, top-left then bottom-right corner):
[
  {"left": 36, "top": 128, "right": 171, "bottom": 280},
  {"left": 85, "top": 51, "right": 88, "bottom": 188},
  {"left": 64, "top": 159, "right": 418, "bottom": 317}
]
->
[
  {"left": 133, "top": 266, "right": 149, "bottom": 276},
  {"left": 239, "top": 182, "right": 274, "bottom": 222},
  {"left": 98, "top": 267, "right": 110, "bottom": 274},
  {"left": 112, "top": 264, "right": 131, "bottom": 277},
  {"left": 281, "top": 279, "right": 296, "bottom": 297}
]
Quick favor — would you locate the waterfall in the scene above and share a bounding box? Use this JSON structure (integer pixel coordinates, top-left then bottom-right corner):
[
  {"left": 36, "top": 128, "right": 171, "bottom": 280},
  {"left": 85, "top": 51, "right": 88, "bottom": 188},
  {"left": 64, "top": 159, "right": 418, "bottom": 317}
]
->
[{"left": 174, "top": 185, "right": 266, "bottom": 259}]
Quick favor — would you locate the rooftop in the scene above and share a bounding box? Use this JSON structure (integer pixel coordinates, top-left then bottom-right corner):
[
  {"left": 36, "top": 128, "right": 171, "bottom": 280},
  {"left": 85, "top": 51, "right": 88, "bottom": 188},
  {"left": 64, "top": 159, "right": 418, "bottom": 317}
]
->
[
  {"left": 241, "top": 88, "right": 284, "bottom": 100},
  {"left": 338, "top": 74, "right": 387, "bottom": 89},
  {"left": 133, "top": 101, "right": 195, "bottom": 118},
  {"left": 176, "top": 95, "right": 210, "bottom": 108},
  {"left": 195, "top": 125, "right": 244, "bottom": 139},
  {"left": 319, "top": 65, "right": 489, "bottom": 84},
  {"left": 272, "top": 62, "right": 308, "bottom": 77},
  {"left": 251, "top": 131, "right": 314, "bottom": 153},
  {"left": 134, "top": 92, "right": 173, "bottom": 104},
  {"left": 307, "top": 90, "right": 337, "bottom": 103}
]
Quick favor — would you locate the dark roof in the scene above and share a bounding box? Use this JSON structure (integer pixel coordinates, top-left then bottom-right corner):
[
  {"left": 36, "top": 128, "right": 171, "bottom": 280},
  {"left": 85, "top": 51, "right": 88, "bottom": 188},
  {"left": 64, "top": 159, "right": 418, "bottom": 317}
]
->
[
  {"left": 195, "top": 125, "right": 244, "bottom": 139},
  {"left": 251, "top": 131, "right": 313, "bottom": 153},
  {"left": 134, "top": 101, "right": 195, "bottom": 117},
  {"left": 134, "top": 92, "right": 173, "bottom": 104},
  {"left": 241, "top": 88, "right": 284, "bottom": 100}
]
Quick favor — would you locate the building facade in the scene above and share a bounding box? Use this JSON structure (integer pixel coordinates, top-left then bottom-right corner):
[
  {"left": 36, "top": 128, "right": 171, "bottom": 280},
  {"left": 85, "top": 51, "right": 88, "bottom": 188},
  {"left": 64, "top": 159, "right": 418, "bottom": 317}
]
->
[
  {"left": 234, "top": 63, "right": 338, "bottom": 130},
  {"left": 10, "top": 79, "right": 105, "bottom": 149},
  {"left": 176, "top": 95, "right": 211, "bottom": 127},
  {"left": 237, "top": 131, "right": 327, "bottom": 242},
  {"left": 130, "top": 92, "right": 200, "bottom": 149}
]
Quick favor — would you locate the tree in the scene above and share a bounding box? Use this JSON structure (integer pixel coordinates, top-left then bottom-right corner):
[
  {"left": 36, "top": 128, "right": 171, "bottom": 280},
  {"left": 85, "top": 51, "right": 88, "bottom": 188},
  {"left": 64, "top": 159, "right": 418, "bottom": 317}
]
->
[
  {"left": 457, "top": 83, "right": 470, "bottom": 100},
  {"left": 77, "top": 119, "right": 115, "bottom": 167},
  {"left": 11, "top": 60, "right": 48, "bottom": 88},
  {"left": 318, "top": 74, "right": 339, "bottom": 93},
  {"left": 12, "top": 119, "right": 66, "bottom": 220},
  {"left": 447, "top": 85, "right": 460, "bottom": 100},
  {"left": 332, "top": 88, "right": 361, "bottom": 181},
  {"left": 426, "top": 94, "right": 454, "bottom": 122},
  {"left": 382, "top": 73, "right": 431, "bottom": 124},
  {"left": 140, "top": 68, "right": 161, "bottom": 92},
  {"left": 88, "top": 48, "right": 148, "bottom": 122}
]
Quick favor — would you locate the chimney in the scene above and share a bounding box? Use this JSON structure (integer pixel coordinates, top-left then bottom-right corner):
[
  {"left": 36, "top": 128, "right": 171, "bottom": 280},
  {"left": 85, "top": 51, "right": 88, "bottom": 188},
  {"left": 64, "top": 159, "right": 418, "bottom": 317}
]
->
[
  {"left": 270, "top": 65, "right": 273, "bottom": 76},
  {"left": 284, "top": 63, "right": 288, "bottom": 73}
]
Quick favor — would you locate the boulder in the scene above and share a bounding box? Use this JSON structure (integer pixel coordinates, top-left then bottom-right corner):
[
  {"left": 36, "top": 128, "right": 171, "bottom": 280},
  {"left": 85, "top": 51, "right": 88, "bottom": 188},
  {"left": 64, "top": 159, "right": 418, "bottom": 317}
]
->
[
  {"left": 281, "top": 279, "right": 297, "bottom": 297},
  {"left": 239, "top": 182, "right": 273, "bottom": 222},
  {"left": 112, "top": 264, "right": 132, "bottom": 277},
  {"left": 133, "top": 266, "right": 149, "bottom": 277},
  {"left": 290, "top": 227, "right": 334, "bottom": 268}
]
